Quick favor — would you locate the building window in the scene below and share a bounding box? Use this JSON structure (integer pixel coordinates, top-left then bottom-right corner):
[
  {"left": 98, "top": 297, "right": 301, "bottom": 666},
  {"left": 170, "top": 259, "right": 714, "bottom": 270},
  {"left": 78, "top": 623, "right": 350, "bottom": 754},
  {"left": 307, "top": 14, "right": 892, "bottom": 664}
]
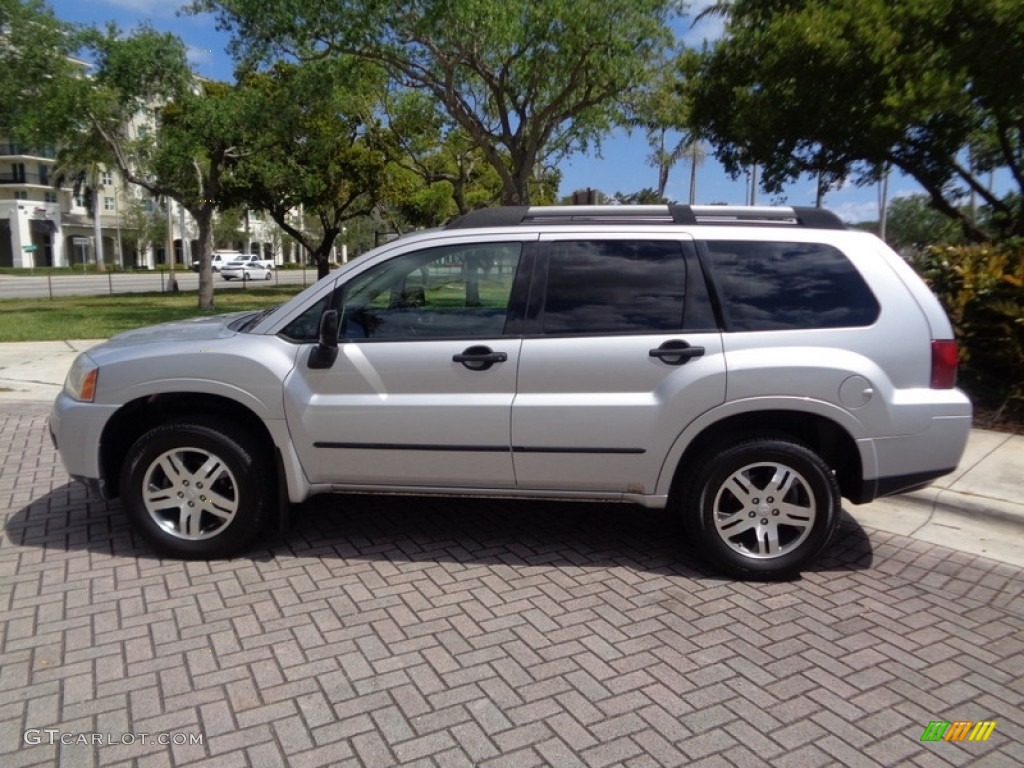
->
[
  {"left": 143, "top": 199, "right": 154, "bottom": 212},
  {"left": 101, "top": 171, "right": 113, "bottom": 186},
  {"left": 44, "top": 192, "right": 57, "bottom": 203},
  {"left": 14, "top": 191, "right": 28, "bottom": 200},
  {"left": 104, "top": 196, "right": 115, "bottom": 211}
]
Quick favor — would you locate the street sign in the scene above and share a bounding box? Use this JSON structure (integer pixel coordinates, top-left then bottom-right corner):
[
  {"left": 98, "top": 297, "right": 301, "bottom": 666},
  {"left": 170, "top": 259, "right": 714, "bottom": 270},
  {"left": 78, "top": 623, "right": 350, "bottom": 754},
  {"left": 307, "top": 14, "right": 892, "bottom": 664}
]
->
[
  {"left": 22, "top": 244, "right": 38, "bottom": 252},
  {"left": 72, "top": 236, "right": 89, "bottom": 246}
]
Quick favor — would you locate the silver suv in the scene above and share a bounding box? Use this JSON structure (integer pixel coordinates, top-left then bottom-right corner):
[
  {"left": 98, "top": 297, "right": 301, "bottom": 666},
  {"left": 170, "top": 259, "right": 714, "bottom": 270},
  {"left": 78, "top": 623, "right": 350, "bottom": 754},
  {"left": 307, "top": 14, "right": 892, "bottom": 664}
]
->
[{"left": 50, "top": 205, "right": 972, "bottom": 578}]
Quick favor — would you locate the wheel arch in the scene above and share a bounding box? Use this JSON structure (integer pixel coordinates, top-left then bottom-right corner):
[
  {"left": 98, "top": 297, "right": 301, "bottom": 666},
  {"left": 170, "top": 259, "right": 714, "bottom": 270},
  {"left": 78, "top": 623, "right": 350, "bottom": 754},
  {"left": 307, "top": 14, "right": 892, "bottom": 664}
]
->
[
  {"left": 99, "top": 393, "right": 281, "bottom": 501},
  {"left": 662, "top": 408, "right": 866, "bottom": 503}
]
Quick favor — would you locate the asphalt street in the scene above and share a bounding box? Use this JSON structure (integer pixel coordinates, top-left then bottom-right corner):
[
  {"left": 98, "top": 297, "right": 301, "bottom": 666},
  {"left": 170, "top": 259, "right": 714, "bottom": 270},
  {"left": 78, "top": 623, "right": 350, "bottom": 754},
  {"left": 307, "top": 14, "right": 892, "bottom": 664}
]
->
[{"left": 0, "top": 269, "right": 317, "bottom": 300}]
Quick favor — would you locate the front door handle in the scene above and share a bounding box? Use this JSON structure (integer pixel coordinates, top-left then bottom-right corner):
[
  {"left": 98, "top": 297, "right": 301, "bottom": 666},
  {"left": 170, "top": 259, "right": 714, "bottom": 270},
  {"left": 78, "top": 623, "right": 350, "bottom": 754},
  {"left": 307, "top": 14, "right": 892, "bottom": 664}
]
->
[
  {"left": 649, "top": 340, "right": 705, "bottom": 366},
  {"left": 453, "top": 345, "right": 508, "bottom": 371}
]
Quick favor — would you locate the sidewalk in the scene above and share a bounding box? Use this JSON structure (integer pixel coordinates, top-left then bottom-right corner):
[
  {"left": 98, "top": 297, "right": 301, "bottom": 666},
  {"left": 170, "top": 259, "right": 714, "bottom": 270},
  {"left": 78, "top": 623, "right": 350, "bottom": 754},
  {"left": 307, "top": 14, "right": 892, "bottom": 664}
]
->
[{"left": 2, "top": 339, "right": 1021, "bottom": 566}]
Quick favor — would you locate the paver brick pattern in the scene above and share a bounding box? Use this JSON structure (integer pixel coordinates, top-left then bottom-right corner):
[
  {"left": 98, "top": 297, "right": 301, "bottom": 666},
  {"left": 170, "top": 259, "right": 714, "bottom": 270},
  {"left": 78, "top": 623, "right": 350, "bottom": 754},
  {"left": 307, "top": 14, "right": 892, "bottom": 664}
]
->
[{"left": 2, "top": 403, "right": 1023, "bottom": 767}]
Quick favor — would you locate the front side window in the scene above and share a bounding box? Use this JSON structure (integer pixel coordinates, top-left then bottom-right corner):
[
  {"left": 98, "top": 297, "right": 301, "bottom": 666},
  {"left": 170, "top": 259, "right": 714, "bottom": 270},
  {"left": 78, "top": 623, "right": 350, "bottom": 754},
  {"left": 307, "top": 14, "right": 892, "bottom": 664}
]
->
[
  {"left": 540, "top": 240, "right": 686, "bottom": 335},
  {"left": 704, "top": 241, "right": 880, "bottom": 331},
  {"left": 279, "top": 296, "right": 330, "bottom": 341},
  {"left": 341, "top": 242, "right": 523, "bottom": 340}
]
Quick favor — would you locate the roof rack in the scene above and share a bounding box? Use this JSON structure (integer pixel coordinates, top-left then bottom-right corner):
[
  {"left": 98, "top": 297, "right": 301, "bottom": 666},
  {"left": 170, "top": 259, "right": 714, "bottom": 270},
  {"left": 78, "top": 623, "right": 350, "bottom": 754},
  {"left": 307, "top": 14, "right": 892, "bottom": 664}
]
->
[{"left": 445, "top": 205, "right": 847, "bottom": 230}]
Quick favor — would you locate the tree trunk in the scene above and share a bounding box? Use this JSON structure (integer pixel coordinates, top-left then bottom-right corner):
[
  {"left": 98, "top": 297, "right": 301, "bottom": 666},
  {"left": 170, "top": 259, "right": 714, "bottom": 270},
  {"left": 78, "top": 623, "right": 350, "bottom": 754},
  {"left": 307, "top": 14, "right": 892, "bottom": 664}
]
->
[
  {"left": 314, "top": 228, "right": 340, "bottom": 280},
  {"left": 689, "top": 156, "right": 698, "bottom": 205},
  {"left": 194, "top": 205, "right": 216, "bottom": 310}
]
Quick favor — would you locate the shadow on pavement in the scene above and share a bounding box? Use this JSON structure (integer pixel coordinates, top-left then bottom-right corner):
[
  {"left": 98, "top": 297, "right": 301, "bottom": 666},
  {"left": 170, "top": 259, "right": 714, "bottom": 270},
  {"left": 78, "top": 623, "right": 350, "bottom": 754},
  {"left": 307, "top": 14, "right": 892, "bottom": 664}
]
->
[{"left": 5, "top": 485, "right": 873, "bottom": 578}]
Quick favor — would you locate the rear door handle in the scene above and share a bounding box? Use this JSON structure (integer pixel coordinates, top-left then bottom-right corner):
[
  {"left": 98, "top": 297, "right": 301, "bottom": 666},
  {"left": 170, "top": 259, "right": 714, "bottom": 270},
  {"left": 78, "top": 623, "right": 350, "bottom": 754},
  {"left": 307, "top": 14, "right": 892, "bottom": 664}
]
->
[
  {"left": 649, "top": 340, "right": 705, "bottom": 366},
  {"left": 453, "top": 345, "right": 508, "bottom": 371}
]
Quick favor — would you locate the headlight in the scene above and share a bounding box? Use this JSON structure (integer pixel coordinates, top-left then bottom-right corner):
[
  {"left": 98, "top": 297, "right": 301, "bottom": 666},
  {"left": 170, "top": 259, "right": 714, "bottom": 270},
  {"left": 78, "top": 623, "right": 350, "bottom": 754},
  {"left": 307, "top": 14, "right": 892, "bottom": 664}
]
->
[{"left": 63, "top": 353, "right": 99, "bottom": 402}]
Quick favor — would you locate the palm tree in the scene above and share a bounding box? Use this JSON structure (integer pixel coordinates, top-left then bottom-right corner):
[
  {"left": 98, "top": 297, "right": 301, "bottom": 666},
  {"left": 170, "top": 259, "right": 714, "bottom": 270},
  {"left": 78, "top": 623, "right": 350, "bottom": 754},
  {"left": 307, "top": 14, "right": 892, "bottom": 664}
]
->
[
  {"left": 683, "top": 141, "right": 706, "bottom": 204},
  {"left": 53, "top": 152, "right": 107, "bottom": 268}
]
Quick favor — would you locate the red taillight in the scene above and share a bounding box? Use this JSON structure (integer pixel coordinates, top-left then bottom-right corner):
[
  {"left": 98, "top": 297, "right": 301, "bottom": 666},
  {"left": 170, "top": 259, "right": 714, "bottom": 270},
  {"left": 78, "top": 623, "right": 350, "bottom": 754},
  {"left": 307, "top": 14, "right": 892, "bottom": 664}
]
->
[{"left": 930, "top": 340, "right": 959, "bottom": 389}]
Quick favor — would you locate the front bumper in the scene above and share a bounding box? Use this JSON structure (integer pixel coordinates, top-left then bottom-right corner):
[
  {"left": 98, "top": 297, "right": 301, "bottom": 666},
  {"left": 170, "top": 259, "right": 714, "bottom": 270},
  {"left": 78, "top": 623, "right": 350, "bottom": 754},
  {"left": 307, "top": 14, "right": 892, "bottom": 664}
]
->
[{"left": 49, "top": 393, "right": 119, "bottom": 496}]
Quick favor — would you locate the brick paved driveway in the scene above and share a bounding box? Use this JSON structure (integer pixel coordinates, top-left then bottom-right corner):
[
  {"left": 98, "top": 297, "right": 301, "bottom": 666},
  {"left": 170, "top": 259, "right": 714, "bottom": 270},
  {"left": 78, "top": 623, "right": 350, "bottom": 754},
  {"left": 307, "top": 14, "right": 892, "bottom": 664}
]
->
[{"left": 2, "top": 403, "right": 1023, "bottom": 767}]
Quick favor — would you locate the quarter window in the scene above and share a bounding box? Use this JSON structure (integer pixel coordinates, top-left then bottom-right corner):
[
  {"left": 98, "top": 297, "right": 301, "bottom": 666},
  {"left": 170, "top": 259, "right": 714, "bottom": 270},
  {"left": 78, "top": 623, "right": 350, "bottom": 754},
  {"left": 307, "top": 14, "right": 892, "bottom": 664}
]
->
[
  {"left": 705, "top": 241, "right": 880, "bottom": 331},
  {"left": 340, "top": 243, "right": 522, "bottom": 340},
  {"left": 540, "top": 240, "right": 686, "bottom": 335}
]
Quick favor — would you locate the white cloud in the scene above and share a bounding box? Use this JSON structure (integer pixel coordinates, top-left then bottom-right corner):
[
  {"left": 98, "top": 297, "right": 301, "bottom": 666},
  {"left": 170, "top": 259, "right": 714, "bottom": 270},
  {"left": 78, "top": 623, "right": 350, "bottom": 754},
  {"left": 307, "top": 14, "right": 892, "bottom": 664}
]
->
[
  {"left": 98, "top": 0, "right": 184, "bottom": 13},
  {"left": 831, "top": 200, "right": 880, "bottom": 224}
]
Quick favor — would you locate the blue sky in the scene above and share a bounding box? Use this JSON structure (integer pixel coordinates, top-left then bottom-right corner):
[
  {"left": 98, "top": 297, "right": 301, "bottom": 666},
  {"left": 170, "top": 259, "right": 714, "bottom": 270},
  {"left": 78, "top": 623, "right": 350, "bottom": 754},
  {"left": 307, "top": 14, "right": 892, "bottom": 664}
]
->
[{"left": 51, "top": 0, "right": 925, "bottom": 223}]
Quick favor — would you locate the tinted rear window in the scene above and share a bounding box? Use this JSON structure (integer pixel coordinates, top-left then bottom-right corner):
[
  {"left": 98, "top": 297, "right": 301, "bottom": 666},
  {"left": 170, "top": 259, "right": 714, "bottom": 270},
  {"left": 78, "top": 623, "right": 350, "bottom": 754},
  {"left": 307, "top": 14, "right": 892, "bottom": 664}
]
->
[
  {"left": 541, "top": 240, "right": 686, "bottom": 334},
  {"left": 704, "top": 241, "right": 879, "bottom": 331}
]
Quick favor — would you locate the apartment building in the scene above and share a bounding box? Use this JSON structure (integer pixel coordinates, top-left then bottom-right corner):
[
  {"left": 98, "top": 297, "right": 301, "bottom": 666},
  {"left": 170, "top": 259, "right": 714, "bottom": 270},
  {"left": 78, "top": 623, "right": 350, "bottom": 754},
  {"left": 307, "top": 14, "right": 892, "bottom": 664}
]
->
[{"left": 0, "top": 140, "right": 284, "bottom": 270}]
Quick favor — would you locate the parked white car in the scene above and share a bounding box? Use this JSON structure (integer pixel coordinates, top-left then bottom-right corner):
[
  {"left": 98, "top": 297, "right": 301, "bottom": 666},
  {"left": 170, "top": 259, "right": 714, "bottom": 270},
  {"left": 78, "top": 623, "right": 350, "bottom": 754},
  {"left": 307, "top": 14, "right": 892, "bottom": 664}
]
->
[
  {"left": 193, "top": 252, "right": 275, "bottom": 272},
  {"left": 220, "top": 261, "right": 272, "bottom": 281}
]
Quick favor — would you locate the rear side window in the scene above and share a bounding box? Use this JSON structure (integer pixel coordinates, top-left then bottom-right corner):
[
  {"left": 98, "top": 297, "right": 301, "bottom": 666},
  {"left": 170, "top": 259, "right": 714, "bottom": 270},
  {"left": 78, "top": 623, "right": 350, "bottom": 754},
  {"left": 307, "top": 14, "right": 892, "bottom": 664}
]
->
[
  {"left": 540, "top": 240, "right": 686, "bottom": 334},
  {"left": 704, "top": 241, "right": 879, "bottom": 331}
]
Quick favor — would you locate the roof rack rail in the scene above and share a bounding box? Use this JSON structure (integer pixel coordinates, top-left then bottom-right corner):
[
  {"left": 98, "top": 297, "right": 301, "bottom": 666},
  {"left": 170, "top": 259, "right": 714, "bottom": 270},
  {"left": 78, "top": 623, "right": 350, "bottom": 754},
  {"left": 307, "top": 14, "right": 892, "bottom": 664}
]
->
[{"left": 445, "top": 205, "right": 846, "bottom": 230}]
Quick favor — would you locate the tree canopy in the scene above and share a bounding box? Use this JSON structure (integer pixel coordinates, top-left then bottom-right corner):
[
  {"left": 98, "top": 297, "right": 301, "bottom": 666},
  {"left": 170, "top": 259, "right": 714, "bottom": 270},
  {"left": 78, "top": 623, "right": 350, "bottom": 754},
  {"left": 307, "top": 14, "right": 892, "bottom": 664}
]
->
[
  {"left": 191, "top": 0, "right": 680, "bottom": 205},
  {"left": 0, "top": 0, "right": 82, "bottom": 146},
  {"left": 76, "top": 26, "right": 246, "bottom": 307},
  {"left": 224, "top": 57, "right": 400, "bottom": 278},
  {"left": 687, "top": 0, "right": 1024, "bottom": 241}
]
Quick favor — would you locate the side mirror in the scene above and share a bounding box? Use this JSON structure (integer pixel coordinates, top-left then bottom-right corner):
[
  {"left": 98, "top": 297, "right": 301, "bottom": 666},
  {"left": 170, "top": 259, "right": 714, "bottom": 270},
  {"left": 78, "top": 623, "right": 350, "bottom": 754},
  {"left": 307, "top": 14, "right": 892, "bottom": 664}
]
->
[{"left": 308, "top": 309, "right": 339, "bottom": 369}]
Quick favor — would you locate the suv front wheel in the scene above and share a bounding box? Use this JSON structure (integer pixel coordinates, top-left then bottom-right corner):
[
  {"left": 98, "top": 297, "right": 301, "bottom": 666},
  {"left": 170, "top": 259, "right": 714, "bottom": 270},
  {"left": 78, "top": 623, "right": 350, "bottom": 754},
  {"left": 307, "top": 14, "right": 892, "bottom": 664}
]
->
[
  {"left": 119, "top": 418, "right": 270, "bottom": 558},
  {"left": 682, "top": 437, "right": 840, "bottom": 579}
]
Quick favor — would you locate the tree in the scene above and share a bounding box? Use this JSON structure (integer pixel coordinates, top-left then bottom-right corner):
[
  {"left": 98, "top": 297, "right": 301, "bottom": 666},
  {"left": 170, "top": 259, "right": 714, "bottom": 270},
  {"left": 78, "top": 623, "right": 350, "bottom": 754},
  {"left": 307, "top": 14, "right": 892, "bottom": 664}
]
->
[
  {"left": 0, "top": 0, "right": 80, "bottom": 146},
  {"left": 224, "top": 58, "right": 400, "bottom": 280},
  {"left": 76, "top": 27, "right": 247, "bottom": 308},
  {"left": 682, "top": 141, "right": 705, "bottom": 205},
  {"left": 627, "top": 49, "right": 700, "bottom": 199},
  {"left": 211, "top": 206, "right": 245, "bottom": 250},
  {"left": 379, "top": 89, "right": 504, "bottom": 227},
  {"left": 192, "top": 0, "right": 680, "bottom": 205},
  {"left": 687, "top": 0, "right": 1024, "bottom": 241},
  {"left": 118, "top": 194, "right": 168, "bottom": 268},
  {"left": 611, "top": 188, "right": 669, "bottom": 205},
  {"left": 884, "top": 195, "right": 967, "bottom": 255}
]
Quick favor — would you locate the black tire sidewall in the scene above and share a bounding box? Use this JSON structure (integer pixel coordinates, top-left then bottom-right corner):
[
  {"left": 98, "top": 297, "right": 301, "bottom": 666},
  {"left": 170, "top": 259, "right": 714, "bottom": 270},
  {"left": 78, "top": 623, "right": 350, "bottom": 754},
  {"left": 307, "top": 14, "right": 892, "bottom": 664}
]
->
[
  {"left": 120, "top": 420, "right": 269, "bottom": 559},
  {"left": 685, "top": 438, "right": 839, "bottom": 579}
]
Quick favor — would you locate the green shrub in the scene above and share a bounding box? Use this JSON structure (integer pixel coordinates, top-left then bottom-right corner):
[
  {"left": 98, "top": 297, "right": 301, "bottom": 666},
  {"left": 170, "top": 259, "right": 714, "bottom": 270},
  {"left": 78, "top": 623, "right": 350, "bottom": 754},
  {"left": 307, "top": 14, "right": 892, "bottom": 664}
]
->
[{"left": 912, "top": 243, "right": 1024, "bottom": 419}]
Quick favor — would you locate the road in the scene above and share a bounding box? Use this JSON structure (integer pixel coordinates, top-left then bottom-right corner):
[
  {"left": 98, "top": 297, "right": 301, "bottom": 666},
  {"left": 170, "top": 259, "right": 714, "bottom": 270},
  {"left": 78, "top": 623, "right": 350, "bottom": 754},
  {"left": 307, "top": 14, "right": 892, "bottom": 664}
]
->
[{"left": 0, "top": 268, "right": 319, "bottom": 299}]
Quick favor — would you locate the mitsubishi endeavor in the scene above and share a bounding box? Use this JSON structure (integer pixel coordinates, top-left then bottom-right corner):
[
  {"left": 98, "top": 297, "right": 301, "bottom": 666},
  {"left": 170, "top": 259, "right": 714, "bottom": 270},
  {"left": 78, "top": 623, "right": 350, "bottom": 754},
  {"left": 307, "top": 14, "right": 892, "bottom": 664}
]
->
[{"left": 50, "top": 205, "right": 972, "bottom": 578}]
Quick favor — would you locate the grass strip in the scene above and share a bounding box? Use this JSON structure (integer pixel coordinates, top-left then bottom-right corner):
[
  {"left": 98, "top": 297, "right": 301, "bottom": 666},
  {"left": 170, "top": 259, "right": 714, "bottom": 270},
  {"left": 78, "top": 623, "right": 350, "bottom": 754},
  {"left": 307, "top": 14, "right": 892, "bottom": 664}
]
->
[{"left": 0, "top": 287, "right": 305, "bottom": 342}]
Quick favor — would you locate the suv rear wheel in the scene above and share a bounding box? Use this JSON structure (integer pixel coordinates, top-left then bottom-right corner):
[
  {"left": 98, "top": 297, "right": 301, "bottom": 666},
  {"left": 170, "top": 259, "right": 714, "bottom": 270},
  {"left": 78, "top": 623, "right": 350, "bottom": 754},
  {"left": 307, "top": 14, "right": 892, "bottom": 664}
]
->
[
  {"left": 681, "top": 437, "right": 840, "bottom": 579},
  {"left": 119, "top": 418, "right": 270, "bottom": 558}
]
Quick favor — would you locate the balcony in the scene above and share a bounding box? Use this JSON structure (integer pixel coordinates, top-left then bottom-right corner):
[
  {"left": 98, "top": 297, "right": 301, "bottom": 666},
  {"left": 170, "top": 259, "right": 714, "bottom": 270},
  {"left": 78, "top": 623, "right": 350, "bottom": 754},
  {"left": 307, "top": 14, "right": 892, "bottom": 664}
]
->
[
  {"left": 0, "top": 170, "right": 51, "bottom": 185},
  {"left": 0, "top": 143, "right": 57, "bottom": 159}
]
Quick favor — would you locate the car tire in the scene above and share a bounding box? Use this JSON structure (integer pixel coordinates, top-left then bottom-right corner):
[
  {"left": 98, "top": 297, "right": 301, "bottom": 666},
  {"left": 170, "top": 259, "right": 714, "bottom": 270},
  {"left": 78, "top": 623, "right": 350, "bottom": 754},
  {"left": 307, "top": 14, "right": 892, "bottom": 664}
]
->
[
  {"left": 679, "top": 436, "right": 840, "bottom": 579},
  {"left": 119, "top": 418, "right": 270, "bottom": 559}
]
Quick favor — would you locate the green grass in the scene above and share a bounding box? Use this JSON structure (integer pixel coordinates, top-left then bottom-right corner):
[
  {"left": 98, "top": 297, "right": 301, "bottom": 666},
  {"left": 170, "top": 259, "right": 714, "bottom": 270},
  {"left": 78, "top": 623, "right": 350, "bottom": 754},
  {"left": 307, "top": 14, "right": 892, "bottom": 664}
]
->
[{"left": 0, "top": 286, "right": 306, "bottom": 342}]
